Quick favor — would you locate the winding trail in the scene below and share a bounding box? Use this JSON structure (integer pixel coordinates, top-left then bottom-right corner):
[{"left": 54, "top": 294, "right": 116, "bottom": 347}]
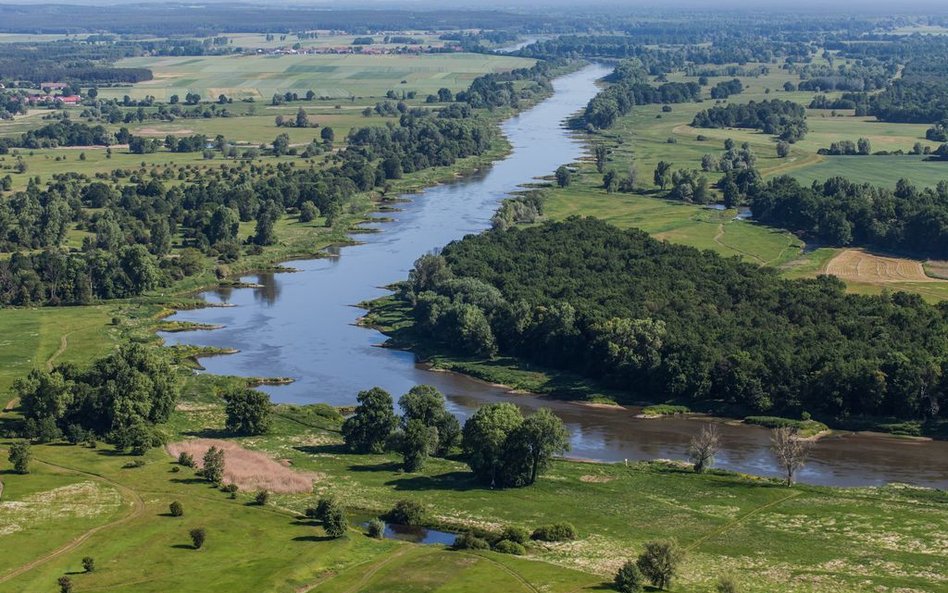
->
[
  {"left": 0, "top": 457, "right": 145, "bottom": 584},
  {"left": 45, "top": 331, "right": 72, "bottom": 372}
]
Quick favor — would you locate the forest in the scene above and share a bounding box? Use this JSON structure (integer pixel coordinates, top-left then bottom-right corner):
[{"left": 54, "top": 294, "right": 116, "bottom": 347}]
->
[
  {"left": 748, "top": 176, "right": 948, "bottom": 258},
  {"left": 400, "top": 218, "right": 948, "bottom": 424}
]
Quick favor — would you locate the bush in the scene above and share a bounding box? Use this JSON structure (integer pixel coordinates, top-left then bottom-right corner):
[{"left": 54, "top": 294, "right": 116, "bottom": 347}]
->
[
  {"left": 58, "top": 576, "right": 73, "bottom": 593},
  {"left": 222, "top": 483, "right": 239, "bottom": 499},
  {"left": 189, "top": 528, "right": 206, "bottom": 549},
  {"left": 531, "top": 522, "right": 576, "bottom": 542},
  {"left": 255, "top": 490, "right": 270, "bottom": 505},
  {"left": 452, "top": 532, "right": 490, "bottom": 550},
  {"left": 636, "top": 540, "right": 683, "bottom": 590},
  {"left": 614, "top": 560, "right": 644, "bottom": 593},
  {"left": 493, "top": 539, "right": 526, "bottom": 555},
  {"left": 716, "top": 574, "right": 741, "bottom": 593},
  {"left": 8, "top": 441, "right": 31, "bottom": 474},
  {"left": 386, "top": 499, "right": 425, "bottom": 526},
  {"left": 169, "top": 501, "right": 183, "bottom": 517},
  {"left": 500, "top": 525, "right": 531, "bottom": 545},
  {"left": 366, "top": 518, "right": 385, "bottom": 539},
  {"left": 323, "top": 505, "right": 348, "bottom": 538},
  {"left": 82, "top": 556, "right": 95, "bottom": 573},
  {"left": 178, "top": 451, "right": 195, "bottom": 467}
]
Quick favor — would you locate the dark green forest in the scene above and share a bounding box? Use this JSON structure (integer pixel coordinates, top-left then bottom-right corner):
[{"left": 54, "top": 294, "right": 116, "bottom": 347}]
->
[{"left": 400, "top": 218, "right": 948, "bottom": 424}]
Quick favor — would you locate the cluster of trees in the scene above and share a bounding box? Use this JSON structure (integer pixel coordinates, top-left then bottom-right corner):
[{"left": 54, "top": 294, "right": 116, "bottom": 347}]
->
[
  {"left": 0, "top": 39, "right": 154, "bottom": 85},
  {"left": 817, "top": 138, "right": 872, "bottom": 156},
  {"left": 13, "top": 344, "right": 178, "bottom": 451},
  {"left": 808, "top": 93, "right": 869, "bottom": 112},
  {"left": 710, "top": 78, "right": 743, "bottom": 99},
  {"left": 748, "top": 175, "right": 948, "bottom": 258},
  {"left": 455, "top": 60, "right": 559, "bottom": 109},
  {"left": 582, "top": 59, "right": 700, "bottom": 129},
  {"left": 340, "top": 385, "right": 569, "bottom": 487},
  {"left": 692, "top": 99, "right": 807, "bottom": 142},
  {"left": 0, "top": 120, "right": 112, "bottom": 151},
  {"left": 867, "top": 80, "right": 948, "bottom": 123},
  {"left": 400, "top": 218, "right": 948, "bottom": 423}
]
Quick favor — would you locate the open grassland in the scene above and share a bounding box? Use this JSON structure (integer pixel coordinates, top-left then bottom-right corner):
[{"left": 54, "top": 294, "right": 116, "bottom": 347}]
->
[
  {"left": 3, "top": 384, "right": 945, "bottom": 593},
  {"left": 98, "top": 53, "right": 534, "bottom": 102},
  {"left": 221, "top": 31, "right": 450, "bottom": 50}
]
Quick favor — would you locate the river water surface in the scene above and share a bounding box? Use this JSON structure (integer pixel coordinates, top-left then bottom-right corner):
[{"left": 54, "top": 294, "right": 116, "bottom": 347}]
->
[{"left": 162, "top": 65, "right": 948, "bottom": 489}]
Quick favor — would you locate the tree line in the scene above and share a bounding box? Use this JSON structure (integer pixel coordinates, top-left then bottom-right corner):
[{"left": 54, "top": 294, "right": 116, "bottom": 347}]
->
[{"left": 399, "top": 218, "right": 948, "bottom": 424}]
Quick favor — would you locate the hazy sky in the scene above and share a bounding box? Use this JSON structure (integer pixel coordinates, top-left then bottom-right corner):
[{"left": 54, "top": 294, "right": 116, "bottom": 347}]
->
[{"left": 0, "top": 0, "right": 946, "bottom": 8}]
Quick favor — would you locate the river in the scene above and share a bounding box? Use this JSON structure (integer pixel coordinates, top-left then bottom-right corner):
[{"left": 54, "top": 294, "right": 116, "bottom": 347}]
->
[{"left": 161, "top": 64, "right": 948, "bottom": 489}]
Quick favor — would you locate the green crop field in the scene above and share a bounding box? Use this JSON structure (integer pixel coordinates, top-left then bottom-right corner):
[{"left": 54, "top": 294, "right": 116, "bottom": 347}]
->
[{"left": 98, "top": 53, "right": 535, "bottom": 102}]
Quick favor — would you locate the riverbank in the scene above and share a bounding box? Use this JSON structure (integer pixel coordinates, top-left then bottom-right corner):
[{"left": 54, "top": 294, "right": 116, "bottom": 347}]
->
[{"left": 362, "top": 294, "right": 947, "bottom": 441}]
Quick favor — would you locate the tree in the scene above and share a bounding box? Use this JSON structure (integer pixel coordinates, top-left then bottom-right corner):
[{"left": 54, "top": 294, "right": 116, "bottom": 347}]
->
[
  {"left": 776, "top": 141, "right": 791, "bottom": 158},
  {"left": 636, "top": 540, "right": 683, "bottom": 590},
  {"left": 654, "top": 161, "right": 672, "bottom": 190},
  {"left": 202, "top": 445, "right": 225, "bottom": 484},
  {"left": 295, "top": 107, "right": 309, "bottom": 128},
  {"left": 341, "top": 387, "right": 397, "bottom": 453},
  {"left": 603, "top": 170, "right": 619, "bottom": 193},
  {"left": 323, "top": 504, "right": 348, "bottom": 538},
  {"left": 299, "top": 201, "right": 320, "bottom": 223},
  {"left": 8, "top": 441, "right": 31, "bottom": 474},
  {"left": 688, "top": 424, "right": 720, "bottom": 473},
  {"left": 386, "top": 499, "right": 425, "bottom": 525},
  {"left": 58, "top": 576, "right": 73, "bottom": 593},
  {"left": 223, "top": 388, "right": 272, "bottom": 435},
  {"left": 770, "top": 427, "right": 811, "bottom": 486},
  {"left": 272, "top": 133, "right": 290, "bottom": 156},
  {"left": 505, "top": 408, "right": 569, "bottom": 485},
  {"left": 253, "top": 200, "right": 281, "bottom": 246},
  {"left": 189, "top": 528, "right": 206, "bottom": 549},
  {"left": 169, "top": 501, "right": 184, "bottom": 517},
  {"left": 320, "top": 126, "right": 335, "bottom": 143},
  {"left": 614, "top": 560, "right": 644, "bottom": 593},
  {"left": 207, "top": 205, "right": 239, "bottom": 245},
  {"left": 462, "top": 403, "right": 523, "bottom": 487},
  {"left": 857, "top": 137, "right": 872, "bottom": 155},
  {"left": 82, "top": 557, "right": 95, "bottom": 573},
  {"left": 255, "top": 490, "right": 269, "bottom": 505},
  {"left": 555, "top": 165, "right": 572, "bottom": 188},
  {"left": 399, "top": 419, "right": 438, "bottom": 471},
  {"left": 14, "top": 368, "right": 71, "bottom": 425},
  {"left": 398, "top": 385, "right": 461, "bottom": 456},
  {"left": 594, "top": 144, "right": 608, "bottom": 173}
]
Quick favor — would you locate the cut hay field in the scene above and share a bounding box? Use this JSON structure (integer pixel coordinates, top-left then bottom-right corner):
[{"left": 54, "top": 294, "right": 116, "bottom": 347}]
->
[{"left": 98, "top": 53, "right": 535, "bottom": 102}]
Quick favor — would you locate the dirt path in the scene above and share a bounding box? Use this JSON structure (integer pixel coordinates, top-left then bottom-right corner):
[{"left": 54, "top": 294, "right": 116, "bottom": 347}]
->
[
  {"left": 46, "top": 332, "right": 72, "bottom": 371},
  {"left": 684, "top": 490, "right": 802, "bottom": 552},
  {"left": 310, "top": 546, "right": 412, "bottom": 593},
  {"left": 462, "top": 551, "right": 540, "bottom": 593},
  {"left": 0, "top": 458, "right": 145, "bottom": 584}
]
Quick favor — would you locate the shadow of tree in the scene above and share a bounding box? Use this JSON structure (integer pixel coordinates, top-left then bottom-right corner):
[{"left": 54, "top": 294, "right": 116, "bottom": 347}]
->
[
  {"left": 348, "top": 461, "right": 402, "bottom": 473},
  {"left": 293, "top": 444, "right": 348, "bottom": 456},
  {"left": 385, "top": 471, "right": 481, "bottom": 492}
]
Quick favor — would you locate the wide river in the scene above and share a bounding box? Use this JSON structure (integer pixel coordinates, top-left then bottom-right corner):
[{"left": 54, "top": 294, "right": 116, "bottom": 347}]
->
[{"left": 163, "top": 65, "right": 948, "bottom": 489}]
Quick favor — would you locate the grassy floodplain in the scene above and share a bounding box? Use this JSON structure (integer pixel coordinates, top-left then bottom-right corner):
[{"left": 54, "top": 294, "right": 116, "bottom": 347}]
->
[
  {"left": 98, "top": 53, "right": 535, "bottom": 102},
  {"left": 1, "top": 381, "right": 946, "bottom": 593}
]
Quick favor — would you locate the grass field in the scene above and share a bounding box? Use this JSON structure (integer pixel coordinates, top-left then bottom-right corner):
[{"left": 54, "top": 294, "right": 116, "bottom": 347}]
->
[
  {"left": 2, "top": 381, "right": 945, "bottom": 593},
  {"left": 98, "top": 53, "right": 534, "bottom": 102}
]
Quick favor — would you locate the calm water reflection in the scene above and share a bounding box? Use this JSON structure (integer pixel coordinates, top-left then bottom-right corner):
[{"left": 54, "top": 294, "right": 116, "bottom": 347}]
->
[{"left": 162, "top": 65, "right": 948, "bottom": 489}]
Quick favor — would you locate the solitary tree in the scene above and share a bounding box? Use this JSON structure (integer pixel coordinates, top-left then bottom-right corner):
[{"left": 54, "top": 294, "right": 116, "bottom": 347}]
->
[
  {"left": 58, "top": 576, "right": 73, "bottom": 593},
  {"left": 776, "top": 141, "right": 791, "bottom": 158},
  {"left": 594, "top": 144, "right": 608, "bottom": 173},
  {"left": 223, "top": 387, "right": 272, "bottom": 435},
  {"left": 341, "top": 387, "right": 397, "bottom": 453},
  {"left": 202, "top": 446, "right": 225, "bottom": 484},
  {"left": 688, "top": 424, "right": 720, "bottom": 473},
  {"left": 323, "top": 504, "right": 348, "bottom": 538},
  {"left": 654, "top": 161, "right": 672, "bottom": 190},
  {"left": 636, "top": 540, "right": 683, "bottom": 590},
  {"left": 82, "top": 557, "right": 95, "bottom": 573},
  {"left": 189, "top": 527, "right": 206, "bottom": 549},
  {"left": 320, "top": 126, "right": 335, "bottom": 143},
  {"left": 555, "top": 165, "right": 572, "bottom": 188},
  {"left": 169, "top": 501, "right": 184, "bottom": 517},
  {"left": 8, "top": 441, "right": 31, "bottom": 474},
  {"left": 770, "top": 427, "right": 811, "bottom": 486},
  {"left": 614, "top": 560, "right": 644, "bottom": 593}
]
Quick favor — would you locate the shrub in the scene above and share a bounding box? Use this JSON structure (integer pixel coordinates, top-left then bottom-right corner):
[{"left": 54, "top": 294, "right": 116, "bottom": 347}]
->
[
  {"left": 386, "top": 499, "right": 425, "bottom": 526},
  {"left": 178, "top": 451, "right": 195, "bottom": 467},
  {"left": 58, "top": 576, "right": 73, "bottom": 593},
  {"left": 716, "top": 574, "right": 741, "bottom": 593},
  {"left": 255, "top": 490, "right": 270, "bottom": 505},
  {"left": 493, "top": 539, "right": 526, "bottom": 555},
  {"left": 222, "top": 483, "right": 239, "bottom": 499},
  {"left": 169, "top": 501, "right": 184, "bottom": 517},
  {"left": 82, "top": 556, "right": 95, "bottom": 573},
  {"left": 636, "top": 540, "right": 683, "bottom": 590},
  {"left": 366, "top": 518, "right": 385, "bottom": 538},
  {"left": 323, "top": 505, "right": 348, "bottom": 538},
  {"left": 452, "top": 532, "right": 490, "bottom": 550},
  {"left": 8, "top": 441, "right": 31, "bottom": 474},
  {"left": 189, "top": 527, "right": 206, "bottom": 549},
  {"left": 314, "top": 497, "right": 337, "bottom": 521},
  {"left": 531, "top": 522, "right": 576, "bottom": 542},
  {"left": 614, "top": 560, "right": 644, "bottom": 593},
  {"left": 500, "top": 525, "right": 530, "bottom": 545}
]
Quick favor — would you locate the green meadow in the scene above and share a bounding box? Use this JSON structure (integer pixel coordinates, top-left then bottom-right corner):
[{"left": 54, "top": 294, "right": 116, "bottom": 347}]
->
[{"left": 99, "top": 53, "right": 535, "bottom": 102}]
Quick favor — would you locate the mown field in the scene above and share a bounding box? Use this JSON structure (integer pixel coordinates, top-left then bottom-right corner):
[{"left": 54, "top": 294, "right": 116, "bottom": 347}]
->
[
  {"left": 98, "top": 53, "right": 535, "bottom": 102},
  {"left": 1, "top": 380, "right": 945, "bottom": 593}
]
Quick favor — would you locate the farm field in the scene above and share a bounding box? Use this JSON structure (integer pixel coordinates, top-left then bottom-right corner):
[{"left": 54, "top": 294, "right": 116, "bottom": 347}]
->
[
  {"left": 3, "top": 387, "right": 945, "bottom": 593},
  {"left": 98, "top": 53, "right": 535, "bottom": 102}
]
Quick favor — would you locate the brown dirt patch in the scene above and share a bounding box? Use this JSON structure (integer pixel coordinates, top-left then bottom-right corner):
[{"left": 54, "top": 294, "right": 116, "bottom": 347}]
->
[
  {"left": 579, "top": 474, "right": 614, "bottom": 483},
  {"left": 824, "top": 249, "right": 940, "bottom": 283},
  {"left": 136, "top": 127, "right": 194, "bottom": 137},
  {"left": 166, "top": 439, "right": 322, "bottom": 493}
]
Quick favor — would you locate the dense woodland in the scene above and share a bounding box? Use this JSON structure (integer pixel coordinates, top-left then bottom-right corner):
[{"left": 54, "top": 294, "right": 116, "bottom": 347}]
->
[
  {"left": 749, "top": 176, "right": 948, "bottom": 258},
  {"left": 691, "top": 99, "right": 808, "bottom": 142},
  {"left": 401, "top": 218, "right": 948, "bottom": 423}
]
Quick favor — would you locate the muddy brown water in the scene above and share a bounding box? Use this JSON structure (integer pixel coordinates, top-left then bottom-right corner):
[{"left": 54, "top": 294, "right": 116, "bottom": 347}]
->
[{"left": 161, "top": 65, "right": 948, "bottom": 489}]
